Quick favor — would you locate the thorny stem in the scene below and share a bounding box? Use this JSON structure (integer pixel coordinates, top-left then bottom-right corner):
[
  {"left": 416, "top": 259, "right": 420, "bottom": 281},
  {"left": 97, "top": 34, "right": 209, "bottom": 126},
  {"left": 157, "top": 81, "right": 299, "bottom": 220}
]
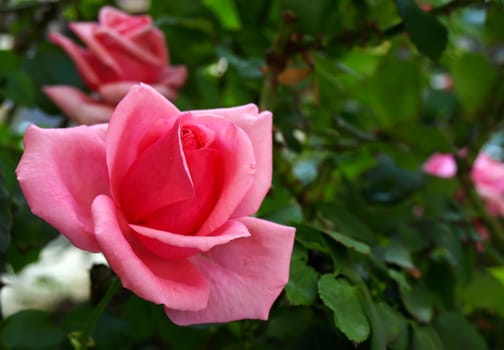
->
[{"left": 259, "top": 11, "right": 298, "bottom": 111}]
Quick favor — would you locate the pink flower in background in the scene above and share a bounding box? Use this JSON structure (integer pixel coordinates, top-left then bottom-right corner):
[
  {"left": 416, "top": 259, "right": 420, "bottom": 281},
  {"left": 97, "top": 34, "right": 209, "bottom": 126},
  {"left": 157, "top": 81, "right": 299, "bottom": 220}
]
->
[
  {"left": 471, "top": 153, "right": 504, "bottom": 216},
  {"left": 44, "top": 6, "right": 187, "bottom": 124},
  {"left": 422, "top": 152, "right": 457, "bottom": 178},
  {"left": 17, "top": 84, "right": 295, "bottom": 325},
  {"left": 423, "top": 151, "right": 504, "bottom": 216}
]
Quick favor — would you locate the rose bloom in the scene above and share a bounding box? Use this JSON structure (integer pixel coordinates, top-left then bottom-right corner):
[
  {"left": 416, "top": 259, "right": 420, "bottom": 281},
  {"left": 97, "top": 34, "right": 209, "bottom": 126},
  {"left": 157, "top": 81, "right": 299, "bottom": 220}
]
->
[
  {"left": 471, "top": 153, "right": 504, "bottom": 215},
  {"left": 423, "top": 152, "right": 504, "bottom": 216},
  {"left": 422, "top": 152, "right": 457, "bottom": 178},
  {"left": 44, "top": 7, "right": 187, "bottom": 125},
  {"left": 17, "top": 84, "right": 295, "bottom": 325}
]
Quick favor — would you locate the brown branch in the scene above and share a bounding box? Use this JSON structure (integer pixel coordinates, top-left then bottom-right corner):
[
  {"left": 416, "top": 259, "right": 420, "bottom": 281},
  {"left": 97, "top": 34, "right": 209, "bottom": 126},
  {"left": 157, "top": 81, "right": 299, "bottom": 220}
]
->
[{"left": 325, "top": 0, "right": 488, "bottom": 49}]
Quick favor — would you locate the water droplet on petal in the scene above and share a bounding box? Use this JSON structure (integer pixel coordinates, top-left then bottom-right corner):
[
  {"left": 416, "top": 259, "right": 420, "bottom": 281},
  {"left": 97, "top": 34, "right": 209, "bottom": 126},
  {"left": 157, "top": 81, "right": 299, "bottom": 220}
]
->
[{"left": 249, "top": 163, "right": 256, "bottom": 174}]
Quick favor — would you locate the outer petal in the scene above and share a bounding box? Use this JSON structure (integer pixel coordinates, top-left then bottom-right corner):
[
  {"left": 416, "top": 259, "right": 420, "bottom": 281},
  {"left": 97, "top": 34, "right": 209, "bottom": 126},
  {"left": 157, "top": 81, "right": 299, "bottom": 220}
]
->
[
  {"left": 49, "top": 32, "right": 103, "bottom": 88},
  {"left": 130, "top": 219, "right": 250, "bottom": 259},
  {"left": 98, "top": 6, "right": 152, "bottom": 28},
  {"left": 422, "top": 152, "right": 457, "bottom": 178},
  {"left": 16, "top": 124, "right": 109, "bottom": 252},
  {"left": 44, "top": 86, "right": 114, "bottom": 124},
  {"left": 191, "top": 104, "right": 272, "bottom": 217},
  {"left": 99, "top": 6, "right": 152, "bottom": 36},
  {"left": 99, "top": 65, "right": 187, "bottom": 104},
  {"left": 92, "top": 195, "right": 210, "bottom": 311},
  {"left": 165, "top": 217, "right": 295, "bottom": 325},
  {"left": 98, "top": 82, "right": 137, "bottom": 104},
  {"left": 106, "top": 84, "right": 181, "bottom": 203}
]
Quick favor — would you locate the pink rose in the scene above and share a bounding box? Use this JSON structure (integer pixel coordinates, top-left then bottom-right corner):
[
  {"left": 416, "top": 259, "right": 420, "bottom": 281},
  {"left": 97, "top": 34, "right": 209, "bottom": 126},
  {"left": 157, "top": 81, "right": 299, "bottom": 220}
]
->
[
  {"left": 423, "top": 151, "right": 504, "bottom": 216},
  {"left": 44, "top": 6, "right": 187, "bottom": 124},
  {"left": 471, "top": 153, "right": 504, "bottom": 215},
  {"left": 422, "top": 152, "right": 457, "bottom": 178},
  {"left": 16, "top": 84, "right": 295, "bottom": 325}
]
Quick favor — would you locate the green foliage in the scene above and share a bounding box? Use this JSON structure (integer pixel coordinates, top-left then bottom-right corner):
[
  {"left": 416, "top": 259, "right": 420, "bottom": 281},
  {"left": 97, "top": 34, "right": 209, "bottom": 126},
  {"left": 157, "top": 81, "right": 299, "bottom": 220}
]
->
[
  {"left": 0, "top": 310, "right": 65, "bottom": 349},
  {"left": 1, "top": 0, "right": 504, "bottom": 348},
  {"left": 395, "top": 0, "right": 448, "bottom": 60},
  {"left": 318, "top": 275, "right": 370, "bottom": 342}
]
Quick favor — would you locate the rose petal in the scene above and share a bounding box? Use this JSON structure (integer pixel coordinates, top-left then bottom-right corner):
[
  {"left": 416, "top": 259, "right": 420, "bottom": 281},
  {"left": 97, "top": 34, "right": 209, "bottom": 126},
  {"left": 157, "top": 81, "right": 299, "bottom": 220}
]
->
[
  {"left": 44, "top": 86, "right": 114, "bottom": 124},
  {"left": 95, "top": 27, "right": 165, "bottom": 67},
  {"left": 70, "top": 22, "right": 166, "bottom": 82},
  {"left": 98, "top": 82, "right": 136, "bottom": 104},
  {"left": 49, "top": 32, "right": 103, "bottom": 88},
  {"left": 151, "top": 66, "right": 189, "bottom": 100},
  {"left": 120, "top": 117, "right": 194, "bottom": 221},
  {"left": 140, "top": 147, "right": 219, "bottom": 234},
  {"left": 422, "top": 152, "right": 457, "bottom": 178},
  {"left": 130, "top": 219, "right": 250, "bottom": 259},
  {"left": 99, "top": 6, "right": 152, "bottom": 36},
  {"left": 92, "top": 194, "right": 210, "bottom": 311},
  {"left": 165, "top": 216, "right": 295, "bottom": 325},
  {"left": 191, "top": 104, "right": 272, "bottom": 216},
  {"left": 100, "top": 66, "right": 187, "bottom": 103},
  {"left": 16, "top": 124, "right": 109, "bottom": 252},
  {"left": 106, "top": 84, "right": 181, "bottom": 204}
]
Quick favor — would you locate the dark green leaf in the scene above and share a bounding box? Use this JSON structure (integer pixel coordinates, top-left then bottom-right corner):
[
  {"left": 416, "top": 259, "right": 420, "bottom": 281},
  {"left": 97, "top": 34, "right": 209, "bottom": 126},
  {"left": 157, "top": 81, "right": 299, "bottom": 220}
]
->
[
  {"left": 0, "top": 310, "right": 65, "bottom": 349},
  {"left": 324, "top": 229, "right": 370, "bottom": 254},
  {"left": 361, "top": 155, "right": 425, "bottom": 204},
  {"left": 318, "top": 274, "right": 370, "bottom": 343},
  {"left": 434, "top": 312, "right": 488, "bottom": 350},
  {"left": 457, "top": 270, "right": 504, "bottom": 318},
  {"left": 452, "top": 53, "right": 498, "bottom": 116},
  {"left": 395, "top": 0, "right": 448, "bottom": 60},
  {"left": 376, "top": 302, "right": 408, "bottom": 347},
  {"left": 377, "top": 242, "right": 415, "bottom": 269},
  {"left": 401, "top": 283, "right": 433, "bottom": 322},
  {"left": 364, "top": 56, "right": 422, "bottom": 126},
  {"left": 411, "top": 325, "right": 444, "bottom": 350},
  {"left": 203, "top": 0, "right": 242, "bottom": 30},
  {"left": 285, "top": 250, "right": 319, "bottom": 305}
]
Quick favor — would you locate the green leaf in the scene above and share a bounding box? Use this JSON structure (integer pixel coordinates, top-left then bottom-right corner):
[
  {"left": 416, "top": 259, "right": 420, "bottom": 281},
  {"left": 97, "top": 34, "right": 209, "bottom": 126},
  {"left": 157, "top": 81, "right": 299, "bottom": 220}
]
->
[
  {"left": 285, "top": 258, "right": 319, "bottom": 305},
  {"left": 319, "top": 205, "right": 377, "bottom": 244},
  {"left": 203, "top": 0, "right": 241, "bottom": 30},
  {"left": 395, "top": 0, "right": 448, "bottom": 60},
  {"left": 0, "top": 173, "right": 12, "bottom": 255},
  {"left": 0, "top": 71, "right": 35, "bottom": 106},
  {"left": 361, "top": 155, "right": 425, "bottom": 204},
  {"left": 376, "top": 302, "right": 408, "bottom": 347},
  {"left": 1, "top": 310, "right": 65, "bottom": 349},
  {"left": 358, "top": 284, "right": 387, "bottom": 350},
  {"left": 294, "top": 225, "right": 329, "bottom": 253},
  {"left": 489, "top": 266, "right": 504, "bottom": 286},
  {"left": 324, "top": 229, "right": 371, "bottom": 255},
  {"left": 434, "top": 312, "right": 488, "bottom": 350},
  {"left": 401, "top": 283, "right": 433, "bottom": 322},
  {"left": 365, "top": 58, "right": 422, "bottom": 127},
  {"left": 318, "top": 275, "right": 370, "bottom": 343},
  {"left": 378, "top": 242, "right": 415, "bottom": 269},
  {"left": 457, "top": 270, "right": 504, "bottom": 318},
  {"left": 411, "top": 325, "right": 444, "bottom": 350},
  {"left": 0, "top": 50, "right": 19, "bottom": 73},
  {"left": 452, "top": 53, "right": 498, "bottom": 116},
  {"left": 281, "top": 0, "right": 338, "bottom": 35}
]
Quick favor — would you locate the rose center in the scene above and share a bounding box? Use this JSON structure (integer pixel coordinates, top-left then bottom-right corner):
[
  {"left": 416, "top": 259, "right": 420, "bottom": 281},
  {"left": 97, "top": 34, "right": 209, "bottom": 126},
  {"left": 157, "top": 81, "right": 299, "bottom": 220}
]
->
[{"left": 181, "top": 128, "right": 200, "bottom": 150}]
